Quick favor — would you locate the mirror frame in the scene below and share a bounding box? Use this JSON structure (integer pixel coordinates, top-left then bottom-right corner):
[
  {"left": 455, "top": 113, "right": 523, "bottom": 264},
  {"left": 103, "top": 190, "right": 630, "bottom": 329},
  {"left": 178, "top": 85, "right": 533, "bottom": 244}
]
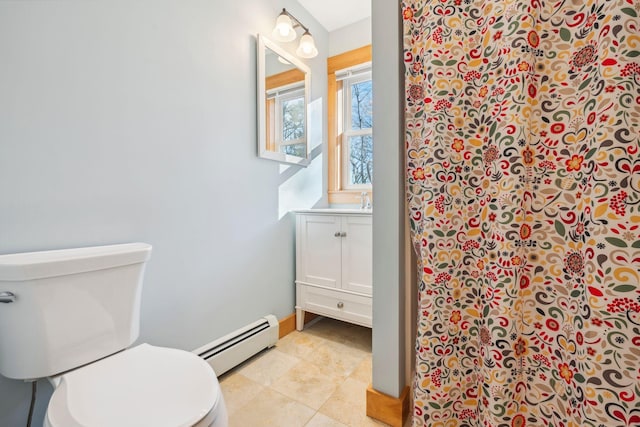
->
[{"left": 257, "top": 34, "right": 311, "bottom": 167}]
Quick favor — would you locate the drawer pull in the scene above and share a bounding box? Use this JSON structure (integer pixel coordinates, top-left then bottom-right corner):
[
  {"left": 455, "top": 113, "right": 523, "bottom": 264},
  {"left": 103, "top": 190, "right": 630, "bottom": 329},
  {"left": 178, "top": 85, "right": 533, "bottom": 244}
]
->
[
  {"left": 340, "top": 232, "right": 347, "bottom": 237},
  {"left": 334, "top": 231, "right": 341, "bottom": 237},
  {"left": 337, "top": 301, "right": 344, "bottom": 309}
]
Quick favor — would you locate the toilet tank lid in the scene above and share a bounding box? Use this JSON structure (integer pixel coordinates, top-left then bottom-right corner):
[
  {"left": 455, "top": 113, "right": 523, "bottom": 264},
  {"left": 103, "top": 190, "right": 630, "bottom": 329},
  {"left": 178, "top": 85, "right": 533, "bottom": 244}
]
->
[{"left": 0, "top": 243, "right": 152, "bottom": 282}]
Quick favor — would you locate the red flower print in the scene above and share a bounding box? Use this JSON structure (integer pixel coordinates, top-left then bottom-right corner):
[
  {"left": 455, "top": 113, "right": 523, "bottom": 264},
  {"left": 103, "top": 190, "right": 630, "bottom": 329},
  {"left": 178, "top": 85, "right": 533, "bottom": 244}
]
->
[
  {"left": 565, "top": 154, "right": 584, "bottom": 172},
  {"left": 621, "top": 62, "right": 640, "bottom": 77},
  {"left": 493, "top": 31, "right": 503, "bottom": 41},
  {"left": 412, "top": 167, "right": 426, "bottom": 180},
  {"left": 610, "top": 191, "right": 628, "bottom": 216},
  {"left": 511, "top": 414, "right": 526, "bottom": 427},
  {"left": 435, "top": 272, "right": 451, "bottom": 284},
  {"left": 585, "top": 13, "right": 597, "bottom": 27},
  {"left": 558, "top": 363, "right": 574, "bottom": 384},
  {"left": 452, "top": 138, "right": 464, "bottom": 152},
  {"left": 434, "top": 98, "right": 452, "bottom": 110},
  {"left": 489, "top": 212, "right": 497, "bottom": 221},
  {"left": 432, "top": 27, "right": 443, "bottom": 44},
  {"left": 480, "top": 326, "right": 491, "bottom": 345},
  {"left": 587, "top": 348, "right": 596, "bottom": 356},
  {"left": 450, "top": 310, "right": 462, "bottom": 324},
  {"left": 483, "top": 145, "right": 499, "bottom": 163},
  {"left": 409, "top": 84, "right": 424, "bottom": 101},
  {"left": 564, "top": 251, "right": 584, "bottom": 275},
  {"left": 520, "top": 276, "right": 530, "bottom": 289},
  {"left": 434, "top": 194, "right": 445, "bottom": 214},
  {"left": 539, "top": 160, "right": 556, "bottom": 169},
  {"left": 570, "top": 44, "right": 598, "bottom": 71},
  {"left": 520, "top": 224, "right": 532, "bottom": 240},
  {"left": 528, "top": 31, "right": 540, "bottom": 48},
  {"left": 460, "top": 409, "right": 476, "bottom": 420},
  {"left": 464, "top": 70, "right": 481, "bottom": 81},
  {"left": 522, "top": 147, "right": 535, "bottom": 166},
  {"left": 463, "top": 240, "right": 480, "bottom": 251},
  {"left": 592, "top": 317, "right": 603, "bottom": 326},
  {"left": 534, "top": 354, "right": 551, "bottom": 367},
  {"left": 514, "top": 337, "right": 528, "bottom": 357},
  {"left": 546, "top": 318, "right": 560, "bottom": 331},
  {"left": 518, "top": 61, "right": 531, "bottom": 72},
  {"left": 431, "top": 368, "right": 442, "bottom": 387},
  {"left": 606, "top": 297, "right": 640, "bottom": 314},
  {"left": 550, "top": 122, "right": 565, "bottom": 134},
  {"left": 403, "top": 7, "right": 414, "bottom": 21}
]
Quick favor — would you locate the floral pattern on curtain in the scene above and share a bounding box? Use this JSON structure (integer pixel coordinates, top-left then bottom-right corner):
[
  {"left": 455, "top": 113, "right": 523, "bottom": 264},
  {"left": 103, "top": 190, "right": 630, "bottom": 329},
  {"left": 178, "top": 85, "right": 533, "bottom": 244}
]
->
[{"left": 403, "top": 0, "right": 640, "bottom": 426}]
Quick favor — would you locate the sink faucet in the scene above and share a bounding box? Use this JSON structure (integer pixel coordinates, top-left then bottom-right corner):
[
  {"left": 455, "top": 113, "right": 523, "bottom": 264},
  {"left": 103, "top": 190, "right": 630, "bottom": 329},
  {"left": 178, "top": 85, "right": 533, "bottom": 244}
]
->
[{"left": 360, "top": 192, "right": 371, "bottom": 210}]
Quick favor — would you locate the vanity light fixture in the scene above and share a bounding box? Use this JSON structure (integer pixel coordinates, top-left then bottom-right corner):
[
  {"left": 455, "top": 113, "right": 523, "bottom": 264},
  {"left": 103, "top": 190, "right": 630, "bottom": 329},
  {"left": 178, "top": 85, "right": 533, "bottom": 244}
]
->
[{"left": 271, "top": 8, "right": 318, "bottom": 59}]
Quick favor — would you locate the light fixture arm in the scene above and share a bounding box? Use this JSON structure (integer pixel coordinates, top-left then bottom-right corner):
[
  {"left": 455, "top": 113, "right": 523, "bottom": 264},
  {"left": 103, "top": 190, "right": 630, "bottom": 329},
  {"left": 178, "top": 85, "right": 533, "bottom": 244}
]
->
[{"left": 278, "top": 8, "right": 310, "bottom": 34}]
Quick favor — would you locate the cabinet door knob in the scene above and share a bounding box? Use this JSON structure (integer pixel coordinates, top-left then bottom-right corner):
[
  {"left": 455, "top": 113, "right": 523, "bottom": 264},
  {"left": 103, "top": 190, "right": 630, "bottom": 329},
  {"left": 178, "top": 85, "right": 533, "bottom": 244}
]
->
[
  {"left": 340, "top": 232, "right": 347, "bottom": 237},
  {"left": 334, "top": 231, "right": 341, "bottom": 237},
  {"left": 337, "top": 302, "right": 344, "bottom": 309}
]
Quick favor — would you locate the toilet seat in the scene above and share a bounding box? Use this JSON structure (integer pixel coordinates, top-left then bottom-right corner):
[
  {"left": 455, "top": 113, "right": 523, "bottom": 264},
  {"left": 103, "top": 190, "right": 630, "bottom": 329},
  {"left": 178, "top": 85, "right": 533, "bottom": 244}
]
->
[{"left": 45, "top": 344, "right": 223, "bottom": 427}]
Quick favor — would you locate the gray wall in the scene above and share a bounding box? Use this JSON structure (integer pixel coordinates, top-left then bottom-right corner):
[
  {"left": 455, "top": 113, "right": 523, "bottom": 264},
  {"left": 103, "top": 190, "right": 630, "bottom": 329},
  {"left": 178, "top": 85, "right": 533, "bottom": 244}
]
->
[
  {"left": 0, "top": 1, "right": 327, "bottom": 425},
  {"left": 329, "top": 17, "right": 372, "bottom": 56},
  {"left": 371, "top": 0, "right": 407, "bottom": 397}
]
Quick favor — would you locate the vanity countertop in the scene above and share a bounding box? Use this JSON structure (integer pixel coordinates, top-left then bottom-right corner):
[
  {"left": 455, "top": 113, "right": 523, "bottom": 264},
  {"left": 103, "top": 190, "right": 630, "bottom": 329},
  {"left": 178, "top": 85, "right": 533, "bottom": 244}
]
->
[{"left": 294, "top": 208, "right": 372, "bottom": 215}]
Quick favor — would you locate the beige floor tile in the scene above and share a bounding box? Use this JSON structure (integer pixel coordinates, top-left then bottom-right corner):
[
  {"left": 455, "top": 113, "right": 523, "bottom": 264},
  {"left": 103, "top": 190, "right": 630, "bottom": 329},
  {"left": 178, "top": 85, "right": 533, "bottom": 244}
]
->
[
  {"left": 304, "top": 318, "right": 372, "bottom": 353},
  {"left": 319, "top": 378, "right": 388, "bottom": 427},
  {"left": 276, "top": 330, "right": 328, "bottom": 359},
  {"left": 305, "top": 412, "right": 349, "bottom": 427},
  {"left": 229, "top": 388, "right": 315, "bottom": 427},
  {"left": 218, "top": 372, "right": 265, "bottom": 417},
  {"left": 236, "top": 347, "right": 300, "bottom": 386},
  {"left": 349, "top": 355, "right": 372, "bottom": 384},
  {"left": 271, "top": 359, "right": 344, "bottom": 410},
  {"left": 300, "top": 338, "right": 369, "bottom": 379}
]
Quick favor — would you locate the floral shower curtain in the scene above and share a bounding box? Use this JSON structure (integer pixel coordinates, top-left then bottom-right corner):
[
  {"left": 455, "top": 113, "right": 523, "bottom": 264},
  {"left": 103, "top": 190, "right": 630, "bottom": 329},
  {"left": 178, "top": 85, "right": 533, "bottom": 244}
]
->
[{"left": 403, "top": 0, "right": 640, "bottom": 426}]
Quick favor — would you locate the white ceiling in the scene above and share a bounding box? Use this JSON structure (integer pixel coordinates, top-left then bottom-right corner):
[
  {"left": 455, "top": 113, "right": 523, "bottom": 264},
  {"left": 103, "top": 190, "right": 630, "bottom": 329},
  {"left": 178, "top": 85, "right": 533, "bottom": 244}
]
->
[{"left": 296, "top": 0, "right": 371, "bottom": 32}]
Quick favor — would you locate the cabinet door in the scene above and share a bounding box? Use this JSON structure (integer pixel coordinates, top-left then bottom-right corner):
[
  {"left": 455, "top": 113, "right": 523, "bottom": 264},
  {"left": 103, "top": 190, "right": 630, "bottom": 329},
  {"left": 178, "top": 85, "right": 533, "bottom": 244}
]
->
[
  {"left": 297, "top": 215, "right": 342, "bottom": 288},
  {"left": 341, "top": 215, "right": 373, "bottom": 295}
]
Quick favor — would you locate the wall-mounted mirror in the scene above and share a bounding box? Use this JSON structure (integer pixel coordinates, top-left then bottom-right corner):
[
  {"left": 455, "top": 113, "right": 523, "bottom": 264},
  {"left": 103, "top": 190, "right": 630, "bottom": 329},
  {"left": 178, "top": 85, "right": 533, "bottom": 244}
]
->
[{"left": 257, "top": 34, "right": 311, "bottom": 167}]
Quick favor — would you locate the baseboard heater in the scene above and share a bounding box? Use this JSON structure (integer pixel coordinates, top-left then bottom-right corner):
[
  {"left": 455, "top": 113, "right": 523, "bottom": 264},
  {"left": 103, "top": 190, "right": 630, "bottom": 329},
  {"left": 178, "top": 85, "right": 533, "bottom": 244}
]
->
[{"left": 193, "top": 314, "right": 279, "bottom": 376}]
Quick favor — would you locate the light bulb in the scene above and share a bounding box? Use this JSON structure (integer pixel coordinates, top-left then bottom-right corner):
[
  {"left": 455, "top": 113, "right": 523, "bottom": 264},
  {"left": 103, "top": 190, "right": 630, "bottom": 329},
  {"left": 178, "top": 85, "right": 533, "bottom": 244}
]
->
[
  {"left": 272, "top": 12, "right": 296, "bottom": 42},
  {"left": 296, "top": 31, "right": 318, "bottom": 59}
]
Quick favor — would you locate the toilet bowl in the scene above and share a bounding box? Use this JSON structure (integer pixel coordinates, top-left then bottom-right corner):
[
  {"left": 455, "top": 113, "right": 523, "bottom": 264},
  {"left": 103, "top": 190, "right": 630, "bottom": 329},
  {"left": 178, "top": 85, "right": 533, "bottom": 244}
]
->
[
  {"left": 0, "top": 243, "right": 229, "bottom": 427},
  {"left": 44, "top": 344, "right": 228, "bottom": 427}
]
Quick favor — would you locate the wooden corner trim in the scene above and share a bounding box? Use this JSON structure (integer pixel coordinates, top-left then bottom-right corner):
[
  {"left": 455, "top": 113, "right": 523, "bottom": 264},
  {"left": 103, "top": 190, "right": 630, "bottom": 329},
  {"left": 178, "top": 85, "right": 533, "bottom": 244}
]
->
[
  {"left": 328, "top": 45, "right": 372, "bottom": 74},
  {"left": 278, "top": 312, "right": 320, "bottom": 339},
  {"left": 366, "top": 385, "right": 411, "bottom": 427}
]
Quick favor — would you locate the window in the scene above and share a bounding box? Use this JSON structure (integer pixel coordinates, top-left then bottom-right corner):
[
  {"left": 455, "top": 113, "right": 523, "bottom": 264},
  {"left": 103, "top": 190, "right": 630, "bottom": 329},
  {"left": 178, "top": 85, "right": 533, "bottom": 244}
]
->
[
  {"left": 327, "top": 45, "right": 373, "bottom": 204},
  {"left": 267, "top": 84, "right": 306, "bottom": 157},
  {"left": 340, "top": 69, "right": 372, "bottom": 188},
  {"left": 264, "top": 67, "right": 306, "bottom": 158}
]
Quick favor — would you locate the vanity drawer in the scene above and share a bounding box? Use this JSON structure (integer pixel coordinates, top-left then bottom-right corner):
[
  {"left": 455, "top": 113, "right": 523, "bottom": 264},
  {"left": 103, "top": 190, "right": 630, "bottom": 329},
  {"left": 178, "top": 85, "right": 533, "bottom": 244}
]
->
[{"left": 300, "top": 285, "right": 372, "bottom": 328}]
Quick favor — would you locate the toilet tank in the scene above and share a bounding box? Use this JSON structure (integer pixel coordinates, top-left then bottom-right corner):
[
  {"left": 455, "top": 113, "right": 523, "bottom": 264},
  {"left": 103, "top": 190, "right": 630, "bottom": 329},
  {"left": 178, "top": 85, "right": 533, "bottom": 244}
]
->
[{"left": 0, "top": 243, "right": 152, "bottom": 380}]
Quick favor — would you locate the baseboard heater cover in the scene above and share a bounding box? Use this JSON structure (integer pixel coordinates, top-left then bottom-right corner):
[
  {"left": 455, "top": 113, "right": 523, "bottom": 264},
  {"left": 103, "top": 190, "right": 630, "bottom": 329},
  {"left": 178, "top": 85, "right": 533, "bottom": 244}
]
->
[{"left": 193, "top": 314, "right": 279, "bottom": 376}]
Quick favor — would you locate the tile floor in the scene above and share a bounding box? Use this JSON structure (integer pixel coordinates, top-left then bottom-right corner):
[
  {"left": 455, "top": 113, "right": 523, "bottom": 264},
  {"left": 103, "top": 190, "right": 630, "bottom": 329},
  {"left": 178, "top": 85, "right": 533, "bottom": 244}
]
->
[{"left": 219, "top": 317, "right": 392, "bottom": 427}]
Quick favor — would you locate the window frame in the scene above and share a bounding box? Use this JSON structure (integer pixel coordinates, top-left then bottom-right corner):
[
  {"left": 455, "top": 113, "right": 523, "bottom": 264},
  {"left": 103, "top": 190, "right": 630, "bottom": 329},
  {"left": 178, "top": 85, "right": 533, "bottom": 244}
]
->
[{"left": 327, "top": 45, "right": 373, "bottom": 204}]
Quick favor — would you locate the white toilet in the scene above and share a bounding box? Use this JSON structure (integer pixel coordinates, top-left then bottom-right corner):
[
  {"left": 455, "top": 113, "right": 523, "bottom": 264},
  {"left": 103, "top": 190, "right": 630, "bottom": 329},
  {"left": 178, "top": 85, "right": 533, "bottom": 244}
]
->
[{"left": 0, "top": 243, "right": 228, "bottom": 427}]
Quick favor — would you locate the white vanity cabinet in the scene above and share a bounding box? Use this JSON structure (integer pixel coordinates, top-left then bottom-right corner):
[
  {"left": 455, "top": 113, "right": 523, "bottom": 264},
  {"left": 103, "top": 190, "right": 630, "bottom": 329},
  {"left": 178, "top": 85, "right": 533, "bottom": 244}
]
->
[{"left": 295, "top": 210, "right": 372, "bottom": 330}]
